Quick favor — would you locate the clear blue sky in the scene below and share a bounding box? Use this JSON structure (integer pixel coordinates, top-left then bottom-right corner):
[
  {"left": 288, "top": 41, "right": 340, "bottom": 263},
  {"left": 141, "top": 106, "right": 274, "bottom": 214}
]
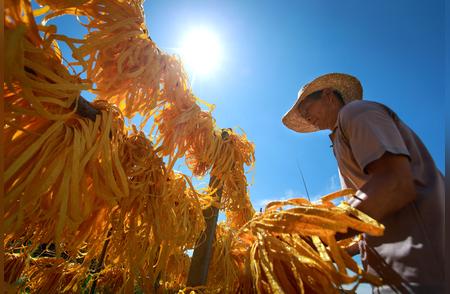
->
[
  {"left": 38, "top": 0, "right": 445, "bottom": 208},
  {"left": 143, "top": 0, "right": 445, "bottom": 210},
  {"left": 37, "top": 0, "right": 445, "bottom": 209}
]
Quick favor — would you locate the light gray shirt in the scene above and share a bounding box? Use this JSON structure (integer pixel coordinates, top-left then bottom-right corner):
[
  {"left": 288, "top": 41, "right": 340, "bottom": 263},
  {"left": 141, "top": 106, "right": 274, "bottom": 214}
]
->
[{"left": 329, "top": 100, "right": 444, "bottom": 292}]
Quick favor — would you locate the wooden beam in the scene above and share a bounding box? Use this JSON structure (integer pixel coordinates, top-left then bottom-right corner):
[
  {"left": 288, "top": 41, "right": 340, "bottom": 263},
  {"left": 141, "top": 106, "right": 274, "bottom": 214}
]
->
[
  {"left": 75, "top": 96, "right": 100, "bottom": 121},
  {"left": 90, "top": 229, "right": 112, "bottom": 294},
  {"left": 186, "top": 130, "right": 229, "bottom": 287}
]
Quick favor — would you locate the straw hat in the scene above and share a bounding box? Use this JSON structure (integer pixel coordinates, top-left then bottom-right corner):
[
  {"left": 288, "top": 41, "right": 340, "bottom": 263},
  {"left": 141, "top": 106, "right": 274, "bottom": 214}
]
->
[{"left": 282, "top": 73, "right": 363, "bottom": 133}]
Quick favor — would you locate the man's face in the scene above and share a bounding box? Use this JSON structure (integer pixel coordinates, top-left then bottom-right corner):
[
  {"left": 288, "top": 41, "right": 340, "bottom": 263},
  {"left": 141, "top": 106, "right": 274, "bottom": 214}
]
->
[{"left": 297, "top": 94, "right": 330, "bottom": 130}]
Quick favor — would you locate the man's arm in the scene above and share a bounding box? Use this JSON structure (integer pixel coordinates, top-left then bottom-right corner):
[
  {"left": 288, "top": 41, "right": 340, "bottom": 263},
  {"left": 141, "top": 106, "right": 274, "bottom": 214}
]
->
[
  {"left": 335, "top": 151, "right": 416, "bottom": 241},
  {"left": 348, "top": 152, "right": 416, "bottom": 221}
]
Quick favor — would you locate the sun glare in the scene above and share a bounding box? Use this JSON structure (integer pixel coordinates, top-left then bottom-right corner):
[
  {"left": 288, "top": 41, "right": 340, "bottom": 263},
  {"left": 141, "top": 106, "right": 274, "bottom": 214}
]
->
[{"left": 180, "top": 28, "right": 223, "bottom": 75}]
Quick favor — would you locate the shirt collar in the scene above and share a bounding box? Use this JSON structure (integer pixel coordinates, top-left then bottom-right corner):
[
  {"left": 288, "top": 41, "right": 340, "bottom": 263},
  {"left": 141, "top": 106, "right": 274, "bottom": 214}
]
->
[
  {"left": 328, "top": 120, "right": 338, "bottom": 147},
  {"left": 329, "top": 107, "right": 343, "bottom": 143},
  {"left": 332, "top": 120, "right": 338, "bottom": 132}
]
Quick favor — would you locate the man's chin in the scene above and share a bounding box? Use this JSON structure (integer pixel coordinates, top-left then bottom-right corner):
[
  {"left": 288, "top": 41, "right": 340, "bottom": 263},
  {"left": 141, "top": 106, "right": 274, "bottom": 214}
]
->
[
  {"left": 317, "top": 125, "right": 330, "bottom": 131},
  {"left": 313, "top": 123, "right": 324, "bottom": 130}
]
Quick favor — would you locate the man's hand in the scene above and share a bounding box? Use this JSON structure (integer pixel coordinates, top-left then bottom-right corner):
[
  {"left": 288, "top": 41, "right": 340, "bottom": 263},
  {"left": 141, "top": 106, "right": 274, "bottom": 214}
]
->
[{"left": 349, "top": 152, "right": 416, "bottom": 221}]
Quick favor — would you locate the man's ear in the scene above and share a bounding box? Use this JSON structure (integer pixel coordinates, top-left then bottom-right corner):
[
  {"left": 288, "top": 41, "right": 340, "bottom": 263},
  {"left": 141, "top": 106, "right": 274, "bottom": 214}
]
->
[{"left": 322, "top": 87, "right": 333, "bottom": 101}]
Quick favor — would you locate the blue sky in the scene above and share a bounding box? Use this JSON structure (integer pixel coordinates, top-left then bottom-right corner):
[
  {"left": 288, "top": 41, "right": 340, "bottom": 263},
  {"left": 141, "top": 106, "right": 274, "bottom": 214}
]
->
[
  {"left": 37, "top": 0, "right": 445, "bottom": 208},
  {"left": 143, "top": 0, "right": 445, "bottom": 210}
]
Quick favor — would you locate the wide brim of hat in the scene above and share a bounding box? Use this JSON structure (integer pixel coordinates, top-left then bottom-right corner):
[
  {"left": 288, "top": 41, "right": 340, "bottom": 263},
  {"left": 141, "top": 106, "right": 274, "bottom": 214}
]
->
[{"left": 282, "top": 73, "right": 363, "bottom": 133}]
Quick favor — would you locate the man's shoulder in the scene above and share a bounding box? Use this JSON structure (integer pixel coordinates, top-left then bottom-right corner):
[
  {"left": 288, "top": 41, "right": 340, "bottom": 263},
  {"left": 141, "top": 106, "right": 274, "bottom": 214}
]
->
[{"left": 339, "top": 100, "right": 387, "bottom": 122}]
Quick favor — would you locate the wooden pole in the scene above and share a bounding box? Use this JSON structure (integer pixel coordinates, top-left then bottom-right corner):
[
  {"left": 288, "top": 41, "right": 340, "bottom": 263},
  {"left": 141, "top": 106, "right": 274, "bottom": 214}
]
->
[
  {"left": 75, "top": 96, "right": 100, "bottom": 121},
  {"left": 74, "top": 98, "right": 106, "bottom": 294},
  {"left": 186, "top": 176, "right": 223, "bottom": 286},
  {"left": 186, "top": 130, "right": 229, "bottom": 287},
  {"left": 90, "top": 229, "right": 112, "bottom": 294}
]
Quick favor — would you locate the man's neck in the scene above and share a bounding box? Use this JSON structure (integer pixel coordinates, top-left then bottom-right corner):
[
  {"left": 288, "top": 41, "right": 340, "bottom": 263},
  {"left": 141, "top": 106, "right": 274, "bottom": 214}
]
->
[{"left": 328, "top": 103, "right": 345, "bottom": 131}]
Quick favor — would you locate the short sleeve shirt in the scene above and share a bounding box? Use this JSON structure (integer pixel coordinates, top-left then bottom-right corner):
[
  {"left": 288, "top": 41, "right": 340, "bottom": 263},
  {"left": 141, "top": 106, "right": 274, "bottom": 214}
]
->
[{"left": 330, "top": 100, "right": 444, "bottom": 289}]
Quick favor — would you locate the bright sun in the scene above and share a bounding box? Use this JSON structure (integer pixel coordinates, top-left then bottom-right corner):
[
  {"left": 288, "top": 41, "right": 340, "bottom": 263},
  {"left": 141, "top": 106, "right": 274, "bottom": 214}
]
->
[{"left": 180, "top": 28, "right": 223, "bottom": 75}]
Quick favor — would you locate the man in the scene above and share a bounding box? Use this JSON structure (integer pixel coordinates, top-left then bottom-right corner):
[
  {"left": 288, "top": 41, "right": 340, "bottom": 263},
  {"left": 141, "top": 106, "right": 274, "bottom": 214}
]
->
[{"left": 282, "top": 73, "right": 444, "bottom": 293}]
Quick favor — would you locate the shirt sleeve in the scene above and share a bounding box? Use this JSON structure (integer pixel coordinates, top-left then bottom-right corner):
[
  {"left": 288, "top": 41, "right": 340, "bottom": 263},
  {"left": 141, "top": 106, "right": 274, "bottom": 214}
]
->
[{"left": 339, "top": 106, "right": 410, "bottom": 173}]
